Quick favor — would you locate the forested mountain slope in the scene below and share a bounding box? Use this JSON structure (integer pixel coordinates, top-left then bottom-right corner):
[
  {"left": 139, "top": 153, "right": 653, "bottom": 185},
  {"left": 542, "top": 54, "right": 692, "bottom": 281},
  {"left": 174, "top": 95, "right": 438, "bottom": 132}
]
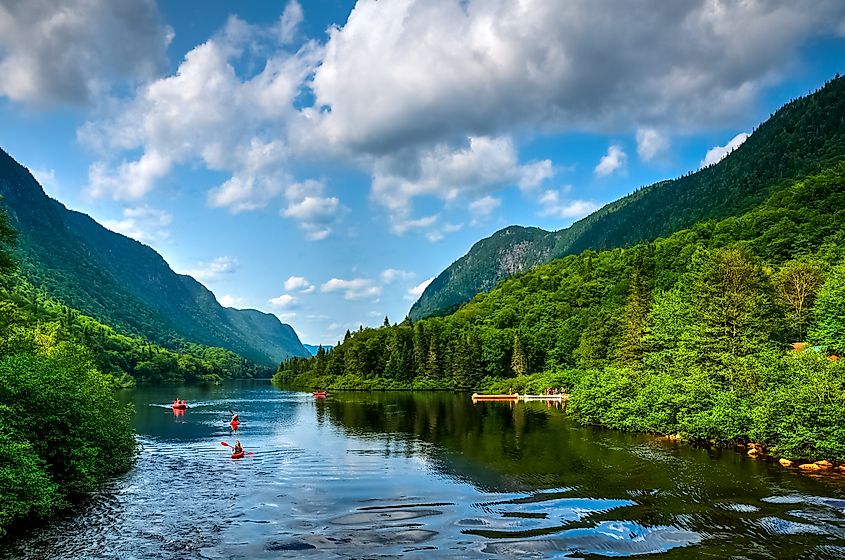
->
[
  {"left": 0, "top": 148, "right": 308, "bottom": 365},
  {"left": 410, "top": 75, "right": 845, "bottom": 320}
]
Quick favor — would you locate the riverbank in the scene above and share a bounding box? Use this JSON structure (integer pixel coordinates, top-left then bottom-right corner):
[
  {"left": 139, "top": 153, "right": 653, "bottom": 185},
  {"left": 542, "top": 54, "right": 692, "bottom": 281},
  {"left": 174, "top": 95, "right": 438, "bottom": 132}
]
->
[{"left": 275, "top": 348, "right": 845, "bottom": 466}]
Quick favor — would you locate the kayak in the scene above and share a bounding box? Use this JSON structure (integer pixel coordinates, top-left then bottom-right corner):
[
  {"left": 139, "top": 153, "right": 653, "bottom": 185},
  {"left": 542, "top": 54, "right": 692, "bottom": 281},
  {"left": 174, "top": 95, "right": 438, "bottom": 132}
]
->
[
  {"left": 312, "top": 391, "right": 327, "bottom": 398},
  {"left": 231, "top": 450, "right": 245, "bottom": 459},
  {"left": 230, "top": 420, "right": 240, "bottom": 429},
  {"left": 172, "top": 403, "right": 187, "bottom": 409}
]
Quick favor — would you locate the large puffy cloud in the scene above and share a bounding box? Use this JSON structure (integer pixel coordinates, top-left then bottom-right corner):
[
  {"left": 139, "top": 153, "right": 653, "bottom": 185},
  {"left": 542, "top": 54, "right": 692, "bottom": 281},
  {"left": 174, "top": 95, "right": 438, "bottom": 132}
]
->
[
  {"left": 308, "top": 0, "right": 845, "bottom": 152},
  {"left": 80, "top": 0, "right": 845, "bottom": 241},
  {"left": 0, "top": 0, "right": 171, "bottom": 106},
  {"left": 82, "top": 14, "right": 321, "bottom": 209},
  {"left": 372, "top": 136, "right": 551, "bottom": 234}
]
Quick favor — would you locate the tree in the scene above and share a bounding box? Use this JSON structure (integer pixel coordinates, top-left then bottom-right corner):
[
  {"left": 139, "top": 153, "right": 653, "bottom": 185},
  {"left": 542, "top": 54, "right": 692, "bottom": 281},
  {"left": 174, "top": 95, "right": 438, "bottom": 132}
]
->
[
  {"left": 0, "top": 200, "right": 16, "bottom": 281},
  {"left": 511, "top": 333, "right": 528, "bottom": 376},
  {"left": 617, "top": 267, "right": 650, "bottom": 369},
  {"left": 383, "top": 316, "right": 390, "bottom": 328},
  {"left": 687, "top": 248, "right": 777, "bottom": 374},
  {"left": 810, "top": 262, "right": 845, "bottom": 354},
  {"left": 774, "top": 260, "right": 825, "bottom": 341}
]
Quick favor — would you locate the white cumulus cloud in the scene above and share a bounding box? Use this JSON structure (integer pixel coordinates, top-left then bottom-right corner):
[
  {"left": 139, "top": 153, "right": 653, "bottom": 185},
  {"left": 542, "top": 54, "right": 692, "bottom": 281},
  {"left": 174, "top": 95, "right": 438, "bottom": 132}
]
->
[
  {"left": 538, "top": 189, "right": 599, "bottom": 220},
  {"left": 100, "top": 206, "right": 172, "bottom": 244},
  {"left": 380, "top": 269, "right": 415, "bottom": 284},
  {"left": 81, "top": 12, "right": 322, "bottom": 207},
  {"left": 700, "top": 132, "right": 750, "bottom": 168},
  {"left": 636, "top": 128, "right": 670, "bottom": 162},
  {"left": 217, "top": 294, "right": 244, "bottom": 307},
  {"left": 594, "top": 145, "right": 627, "bottom": 177},
  {"left": 405, "top": 277, "right": 434, "bottom": 301},
  {"left": 284, "top": 276, "right": 315, "bottom": 293},
  {"left": 269, "top": 293, "right": 297, "bottom": 308},
  {"left": 321, "top": 278, "right": 381, "bottom": 301}
]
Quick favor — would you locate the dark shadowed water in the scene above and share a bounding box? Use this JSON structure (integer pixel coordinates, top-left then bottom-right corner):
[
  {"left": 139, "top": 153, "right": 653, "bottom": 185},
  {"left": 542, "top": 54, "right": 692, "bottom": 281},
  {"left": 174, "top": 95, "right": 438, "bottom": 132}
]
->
[{"left": 5, "top": 382, "right": 845, "bottom": 558}]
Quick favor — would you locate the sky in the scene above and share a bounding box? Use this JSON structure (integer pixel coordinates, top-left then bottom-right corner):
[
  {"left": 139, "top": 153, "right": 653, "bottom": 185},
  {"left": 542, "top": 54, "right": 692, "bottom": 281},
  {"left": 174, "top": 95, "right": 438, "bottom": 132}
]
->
[{"left": 1, "top": 1, "right": 845, "bottom": 346}]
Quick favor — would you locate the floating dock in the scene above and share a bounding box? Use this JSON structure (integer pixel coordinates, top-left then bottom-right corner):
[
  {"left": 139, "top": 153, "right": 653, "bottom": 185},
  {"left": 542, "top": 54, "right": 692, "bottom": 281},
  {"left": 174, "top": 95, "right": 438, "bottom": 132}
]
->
[{"left": 471, "top": 393, "right": 569, "bottom": 402}]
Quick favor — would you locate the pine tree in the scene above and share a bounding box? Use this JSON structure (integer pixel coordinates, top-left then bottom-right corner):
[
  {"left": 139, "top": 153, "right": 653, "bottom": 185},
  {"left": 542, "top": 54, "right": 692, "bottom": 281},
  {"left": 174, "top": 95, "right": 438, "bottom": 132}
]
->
[
  {"left": 413, "top": 322, "right": 427, "bottom": 378},
  {"left": 383, "top": 316, "right": 390, "bottom": 328},
  {"left": 511, "top": 333, "right": 528, "bottom": 376},
  {"left": 617, "top": 267, "right": 650, "bottom": 369}
]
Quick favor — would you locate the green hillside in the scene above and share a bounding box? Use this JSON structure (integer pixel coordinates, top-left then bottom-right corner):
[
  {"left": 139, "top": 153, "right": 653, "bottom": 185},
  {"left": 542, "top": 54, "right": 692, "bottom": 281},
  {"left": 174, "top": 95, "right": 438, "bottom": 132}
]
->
[
  {"left": 276, "top": 161, "right": 845, "bottom": 461},
  {"left": 0, "top": 149, "right": 309, "bottom": 365},
  {"left": 410, "top": 75, "right": 845, "bottom": 320}
]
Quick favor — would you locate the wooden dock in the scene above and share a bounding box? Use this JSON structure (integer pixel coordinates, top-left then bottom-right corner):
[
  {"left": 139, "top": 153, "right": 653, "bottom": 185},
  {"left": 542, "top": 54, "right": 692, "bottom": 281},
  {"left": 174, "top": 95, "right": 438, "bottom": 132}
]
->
[{"left": 471, "top": 393, "right": 570, "bottom": 402}]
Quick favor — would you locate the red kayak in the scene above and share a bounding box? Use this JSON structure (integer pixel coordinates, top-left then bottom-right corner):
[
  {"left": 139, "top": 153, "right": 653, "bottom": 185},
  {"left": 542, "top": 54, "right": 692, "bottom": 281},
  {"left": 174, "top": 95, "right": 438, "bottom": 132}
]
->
[
  {"left": 172, "top": 403, "right": 187, "bottom": 410},
  {"left": 231, "top": 450, "right": 245, "bottom": 459},
  {"left": 312, "top": 391, "right": 327, "bottom": 398},
  {"left": 230, "top": 420, "right": 240, "bottom": 429}
]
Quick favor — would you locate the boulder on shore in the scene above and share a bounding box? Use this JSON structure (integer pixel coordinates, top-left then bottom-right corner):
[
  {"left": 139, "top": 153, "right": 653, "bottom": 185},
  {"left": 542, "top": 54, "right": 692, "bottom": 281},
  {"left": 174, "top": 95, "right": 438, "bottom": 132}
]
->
[
  {"left": 799, "top": 463, "right": 822, "bottom": 471},
  {"left": 779, "top": 458, "right": 793, "bottom": 467},
  {"left": 815, "top": 460, "right": 833, "bottom": 469}
]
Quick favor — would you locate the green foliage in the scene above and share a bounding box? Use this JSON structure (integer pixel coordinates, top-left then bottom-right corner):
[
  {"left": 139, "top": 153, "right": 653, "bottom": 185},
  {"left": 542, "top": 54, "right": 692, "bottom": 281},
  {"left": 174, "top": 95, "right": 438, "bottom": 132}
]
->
[
  {"left": 809, "top": 262, "right": 845, "bottom": 354},
  {"left": 0, "top": 344, "right": 137, "bottom": 535}
]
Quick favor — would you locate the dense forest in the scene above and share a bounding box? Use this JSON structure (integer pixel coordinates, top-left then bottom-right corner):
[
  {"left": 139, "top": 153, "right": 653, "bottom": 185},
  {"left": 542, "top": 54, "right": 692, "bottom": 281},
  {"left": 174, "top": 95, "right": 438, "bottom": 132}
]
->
[
  {"left": 411, "top": 75, "right": 845, "bottom": 320},
  {"left": 276, "top": 163, "right": 845, "bottom": 462}
]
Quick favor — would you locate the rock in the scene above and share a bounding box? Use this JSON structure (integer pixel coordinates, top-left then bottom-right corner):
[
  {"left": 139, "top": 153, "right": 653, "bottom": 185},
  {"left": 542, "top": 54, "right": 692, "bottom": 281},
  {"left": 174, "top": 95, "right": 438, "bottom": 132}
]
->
[
  {"left": 779, "top": 458, "right": 793, "bottom": 467},
  {"left": 815, "top": 460, "right": 833, "bottom": 469},
  {"left": 747, "top": 448, "right": 760, "bottom": 457},
  {"left": 799, "top": 463, "right": 822, "bottom": 471},
  {"left": 837, "top": 465, "right": 845, "bottom": 472}
]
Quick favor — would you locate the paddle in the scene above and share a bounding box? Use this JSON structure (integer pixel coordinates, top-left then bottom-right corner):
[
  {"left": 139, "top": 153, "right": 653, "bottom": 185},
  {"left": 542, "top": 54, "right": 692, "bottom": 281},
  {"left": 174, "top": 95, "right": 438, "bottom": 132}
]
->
[{"left": 220, "top": 441, "right": 254, "bottom": 455}]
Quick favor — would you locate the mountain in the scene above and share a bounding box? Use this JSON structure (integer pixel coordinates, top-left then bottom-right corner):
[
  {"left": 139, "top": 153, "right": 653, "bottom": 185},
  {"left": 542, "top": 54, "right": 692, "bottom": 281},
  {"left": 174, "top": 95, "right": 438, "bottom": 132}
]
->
[
  {"left": 304, "top": 344, "right": 334, "bottom": 356},
  {"left": 410, "top": 75, "right": 845, "bottom": 320},
  {"left": 0, "top": 148, "right": 309, "bottom": 366}
]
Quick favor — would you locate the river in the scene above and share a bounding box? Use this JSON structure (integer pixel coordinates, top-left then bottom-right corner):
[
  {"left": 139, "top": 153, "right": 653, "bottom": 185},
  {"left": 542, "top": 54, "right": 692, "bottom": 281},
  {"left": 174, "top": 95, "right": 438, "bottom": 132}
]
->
[{"left": 5, "top": 382, "right": 845, "bottom": 558}]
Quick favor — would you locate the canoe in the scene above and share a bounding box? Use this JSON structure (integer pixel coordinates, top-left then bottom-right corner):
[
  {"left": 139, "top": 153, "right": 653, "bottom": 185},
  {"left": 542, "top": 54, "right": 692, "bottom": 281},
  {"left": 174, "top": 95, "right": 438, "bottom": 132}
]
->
[
  {"left": 172, "top": 403, "right": 187, "bottom": 410},
  {"left": 471, "top": 393, "right": 519, "bottom": 401},
  {"left": 231, "top": 450, "right": 244, "bottom": 459}
]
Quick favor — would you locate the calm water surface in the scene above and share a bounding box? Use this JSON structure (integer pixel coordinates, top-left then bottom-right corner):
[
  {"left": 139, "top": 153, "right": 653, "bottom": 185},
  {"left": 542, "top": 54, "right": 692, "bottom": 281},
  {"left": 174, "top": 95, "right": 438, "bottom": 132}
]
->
[{"left": 6, "top": 382, "right": 845, "bottom": 558}]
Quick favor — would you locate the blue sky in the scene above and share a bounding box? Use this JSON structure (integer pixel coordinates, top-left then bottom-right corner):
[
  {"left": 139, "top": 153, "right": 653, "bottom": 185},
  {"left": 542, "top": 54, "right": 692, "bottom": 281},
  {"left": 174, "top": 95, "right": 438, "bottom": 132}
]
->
[{"left": 1, "top": 0, "right": 844, "bottom": 346}]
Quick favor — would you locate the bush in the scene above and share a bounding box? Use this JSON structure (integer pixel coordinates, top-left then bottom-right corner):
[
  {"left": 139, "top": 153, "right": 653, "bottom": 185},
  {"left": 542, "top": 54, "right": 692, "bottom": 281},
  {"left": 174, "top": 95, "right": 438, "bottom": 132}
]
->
[{"left": 0, "top": 343, "right": 136, "bottom": 534}]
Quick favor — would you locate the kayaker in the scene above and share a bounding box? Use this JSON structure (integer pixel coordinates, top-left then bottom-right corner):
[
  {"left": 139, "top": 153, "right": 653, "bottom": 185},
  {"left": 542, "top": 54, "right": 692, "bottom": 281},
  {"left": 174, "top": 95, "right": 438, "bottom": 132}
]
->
[
  {"left": 232, "top": 441, "right": 243, "bottom": 455},
  {"left": 231, "top": 413, "right": 239, "bottom": 422},
  {"left": 173, "top": 398, "right": 179, "bottom": 406}
]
